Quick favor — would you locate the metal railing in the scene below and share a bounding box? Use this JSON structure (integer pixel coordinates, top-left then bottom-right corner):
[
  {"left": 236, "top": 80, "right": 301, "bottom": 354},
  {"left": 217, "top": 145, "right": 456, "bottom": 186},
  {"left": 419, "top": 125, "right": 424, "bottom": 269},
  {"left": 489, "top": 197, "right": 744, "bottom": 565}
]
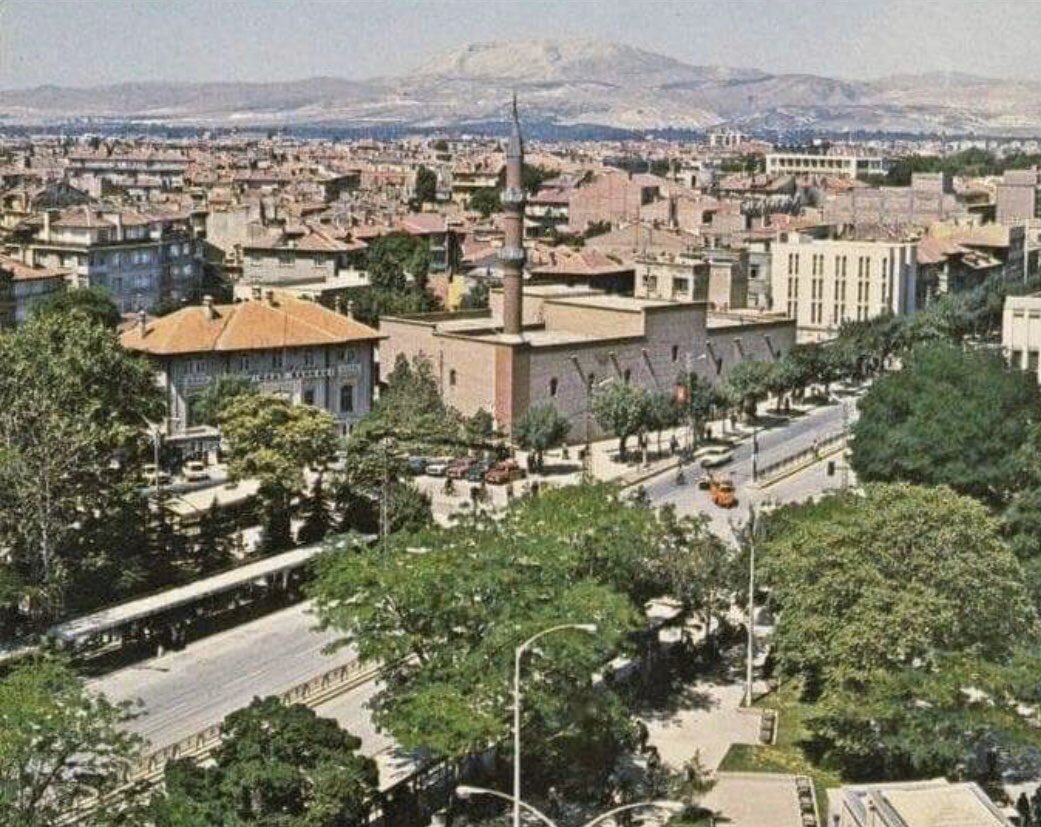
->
[{"left": 756, "top": 431, "right": 846, "bottom": 484}]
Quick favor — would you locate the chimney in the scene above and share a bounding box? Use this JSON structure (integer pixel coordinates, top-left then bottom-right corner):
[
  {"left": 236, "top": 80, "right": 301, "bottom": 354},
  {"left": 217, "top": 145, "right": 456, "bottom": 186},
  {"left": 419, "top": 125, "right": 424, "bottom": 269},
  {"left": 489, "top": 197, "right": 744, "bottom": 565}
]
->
[
  {"left": 264, "top": 289, "right": 276, "bottom": 305},
  {"left": 137, "top": 309, "right": 147, "bottom": 335},
  {"left": 113, "top": 211, "right": 124, "bottom": 241},
  {"left": 202, "top": 294, "right": 215, "bottom": 320},
  {"left": 251, "top": 284, "right": 262, "bottom": 301},
  {"left": 346, "top": 300, "right": 355, "bottom": 321}
]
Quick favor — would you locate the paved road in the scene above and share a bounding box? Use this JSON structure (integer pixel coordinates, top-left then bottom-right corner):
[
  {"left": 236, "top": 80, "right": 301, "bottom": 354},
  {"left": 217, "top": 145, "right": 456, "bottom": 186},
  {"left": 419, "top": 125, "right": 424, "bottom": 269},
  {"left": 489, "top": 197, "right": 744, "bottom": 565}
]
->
[{"left": 89, "top": 602, "right": 356, "bottom": 750}]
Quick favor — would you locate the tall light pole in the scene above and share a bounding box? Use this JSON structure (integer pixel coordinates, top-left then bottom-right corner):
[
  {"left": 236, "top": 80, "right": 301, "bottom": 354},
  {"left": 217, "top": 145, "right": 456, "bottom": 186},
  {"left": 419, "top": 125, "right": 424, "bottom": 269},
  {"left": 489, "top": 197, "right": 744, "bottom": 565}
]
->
[
  {"left": 456, "top": 786, "right": 685, "bottom": 827},
  {"left": 513, "top": 623, "right": 597, "bottom": 827},
  {"left": 743, "top": 507, "right": 765, "bottom": 707}
]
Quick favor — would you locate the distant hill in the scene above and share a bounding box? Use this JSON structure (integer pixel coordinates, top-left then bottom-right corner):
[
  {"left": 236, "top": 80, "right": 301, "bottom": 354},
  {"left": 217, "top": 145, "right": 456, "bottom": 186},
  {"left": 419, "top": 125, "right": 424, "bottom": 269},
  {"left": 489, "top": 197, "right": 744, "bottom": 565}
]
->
[{"left": 4, "top": 39, "right": 1041, "bottom": 136}]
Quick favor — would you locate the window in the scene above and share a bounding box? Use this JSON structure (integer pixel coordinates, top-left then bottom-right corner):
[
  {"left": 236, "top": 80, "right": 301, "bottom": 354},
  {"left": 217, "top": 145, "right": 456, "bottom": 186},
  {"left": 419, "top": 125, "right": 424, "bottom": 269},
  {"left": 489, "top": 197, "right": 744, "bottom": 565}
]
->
[
  {"left": 303, "top": 349, "right": 315, "bottom": 367},
  {"left": 673, "top": 277, "right": 690, "bottom": 294},
  {"left": 340, "top": 384, "right": 354, "bottom": 413},
  {"left": 623, "top": 368, "right": 631, "bottom": 384},
  {"left": 313, "top": 256, "right": 325, "bottom": 268},
  {"left": 549, "top": 377, "right": 558, "bottom": 397},
  {"left": 272, "top": 351, "right": 283, "bottom": 369},
  {"left": 303, "top": 389, "right": 315, "bottom": 406},
  {"left": 1030, "top": 351, "right": 1040, "bottom": 373},
  {"left": 189, "top": 359, "right": 205, "bottom": 375},
  {"left": 237, "top": 355, "right": 251, "bottom": 372},
  {"left": 279, "top": 254, "right": 293, "bottom": 267},
  {"left": 671, "top": 345, "right": 679, "bottom": 362},
  {"left": 449, "top": 369, "right": 457, "bottom": 387},
  {"left": 1011, "top": 350, "right": 1024, "bottom": 369}
]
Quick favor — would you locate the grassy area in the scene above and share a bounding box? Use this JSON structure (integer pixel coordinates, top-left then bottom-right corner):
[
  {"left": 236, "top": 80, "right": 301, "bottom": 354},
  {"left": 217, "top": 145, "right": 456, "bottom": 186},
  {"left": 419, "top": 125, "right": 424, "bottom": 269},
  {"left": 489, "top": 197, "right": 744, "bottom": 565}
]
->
[{"left": 718, "top": 681, "right": 843, "bottom": 816}]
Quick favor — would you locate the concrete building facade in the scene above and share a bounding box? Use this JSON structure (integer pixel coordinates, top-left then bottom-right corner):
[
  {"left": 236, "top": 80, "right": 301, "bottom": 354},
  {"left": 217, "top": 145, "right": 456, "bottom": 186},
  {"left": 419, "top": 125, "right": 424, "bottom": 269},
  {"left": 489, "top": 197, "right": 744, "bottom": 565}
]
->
[
  {"left": 1003, "top": 292, "right": 1041, "bottom": 382},
  {"left": 770, "top": 233, "right": 917, "bottom": 340}
]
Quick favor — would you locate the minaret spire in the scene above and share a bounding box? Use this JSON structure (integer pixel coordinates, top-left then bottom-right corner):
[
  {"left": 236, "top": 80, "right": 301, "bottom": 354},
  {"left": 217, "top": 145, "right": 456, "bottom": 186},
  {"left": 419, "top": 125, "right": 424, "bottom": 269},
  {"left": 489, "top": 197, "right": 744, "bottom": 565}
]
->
[{"left": 500, "top": 95, "right": 526, "bottom": 336}]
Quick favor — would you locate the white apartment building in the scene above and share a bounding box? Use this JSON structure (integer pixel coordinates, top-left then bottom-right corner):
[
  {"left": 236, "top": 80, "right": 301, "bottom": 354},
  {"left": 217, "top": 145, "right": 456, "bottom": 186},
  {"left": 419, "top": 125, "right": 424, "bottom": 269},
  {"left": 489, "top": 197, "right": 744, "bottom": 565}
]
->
[
  {"left": 1002, "top": 292, "right": 1041, "bottom": 381},
  {"left": 770, "top": 233, "right": 917, "bottom": 341},
  {"left": 766, "top": 151, "right": 887, "bottom": 179}
]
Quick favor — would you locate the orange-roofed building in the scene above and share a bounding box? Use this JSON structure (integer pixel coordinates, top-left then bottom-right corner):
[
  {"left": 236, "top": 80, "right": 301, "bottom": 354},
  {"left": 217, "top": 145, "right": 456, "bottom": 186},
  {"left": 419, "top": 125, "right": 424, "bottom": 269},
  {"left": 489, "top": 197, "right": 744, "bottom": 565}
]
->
[{"left": 121, "top": 290, "right": 382, "bottom": 455}]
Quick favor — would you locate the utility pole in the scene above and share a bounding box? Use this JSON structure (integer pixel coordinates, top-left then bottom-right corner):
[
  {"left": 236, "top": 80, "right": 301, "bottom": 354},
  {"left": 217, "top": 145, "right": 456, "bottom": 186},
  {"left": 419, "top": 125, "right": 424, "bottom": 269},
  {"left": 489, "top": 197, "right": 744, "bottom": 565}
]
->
[
  {"left": 842, "top": 400, "right": 850, "bottom": 490},
  {"left": 751, "top": 424, "right": 759, "bottom": 482},
  {"left": 745, "top": 507, "right": 759, "bottom": 708},
  {"left": 380, "top": 436, "right": 390, "bottom": 549}
]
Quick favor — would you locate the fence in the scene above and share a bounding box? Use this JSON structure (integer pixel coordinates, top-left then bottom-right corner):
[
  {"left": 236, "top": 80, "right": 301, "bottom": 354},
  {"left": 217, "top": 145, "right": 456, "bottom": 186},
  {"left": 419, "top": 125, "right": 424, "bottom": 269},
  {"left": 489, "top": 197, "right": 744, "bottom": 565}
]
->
[
  {"left": 755, "top": 430, "right": 846, "bottom": 484},
  {"left": 128, "top": 655, "right": 382, "bottom": 782}
]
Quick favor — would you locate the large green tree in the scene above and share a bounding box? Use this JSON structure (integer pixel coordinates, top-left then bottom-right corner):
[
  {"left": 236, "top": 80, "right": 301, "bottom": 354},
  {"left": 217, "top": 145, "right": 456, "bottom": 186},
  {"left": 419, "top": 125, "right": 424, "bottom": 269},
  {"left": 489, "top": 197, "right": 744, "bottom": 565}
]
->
[
  {"left": 761, "top": 483, "right": 1040, "bottom": 780},
  {"left": 152, "top": 697, "right": 377, "bottom": 827},
  {"left": 32, "top": 286, "right": 122, "bottom": 330},
  {"left": 190, "top": 375, "right": 257, "bottom": 428},
  {"left": 219, "top": 394, "right": 339, "bottom": 553},
  {"left": 850, "top": 341, "right": 1040, "bottom": 506},
  {"left": 592, "top": 381, "right": 650, "bottom": 459},
  {"left": 311, "top": 484, "right": 686, "bottom": 797},
  {"left": 513, "top": 402, "right": 571, "bottom": 471},
  {"left": 366, "top": 233, "right": 430, "bottom": 293},
  {"left": 0, "top": 311, "right": 162, "bottom": 617},
  {"left": 0, "top": 658, "right": 142, "bottom": 827},
  {"left": 721, "top": 360, "right": 774, "bottom": 419}
]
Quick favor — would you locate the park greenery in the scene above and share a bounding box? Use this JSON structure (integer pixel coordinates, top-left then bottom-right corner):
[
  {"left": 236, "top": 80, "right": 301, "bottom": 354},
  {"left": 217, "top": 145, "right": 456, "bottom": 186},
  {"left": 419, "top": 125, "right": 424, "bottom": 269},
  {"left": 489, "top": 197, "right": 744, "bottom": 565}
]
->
[
  {"left": 0, "top": 657, "right": 142, "bottom": 827},
  {"left": 512, "top": 402, "right": 571, "bottom": 471},
  {"left": 152, "top": 698, "right": 377, "bottom": 827},
  {"left": 310, "top": 482, "right": 735, "bottom": 806},
  {"left": 760, "top": 484, "right": 1041, "bottom": 782},
  {"left": 343, "top": 232, "right": 439, "bottom": 326}
]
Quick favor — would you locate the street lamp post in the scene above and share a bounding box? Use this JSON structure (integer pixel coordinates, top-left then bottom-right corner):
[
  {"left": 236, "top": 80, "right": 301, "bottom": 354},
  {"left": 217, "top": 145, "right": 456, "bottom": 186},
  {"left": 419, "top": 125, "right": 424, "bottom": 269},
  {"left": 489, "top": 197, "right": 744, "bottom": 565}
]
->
[
  {"left": 456, "top": 785, "right": 685, "bottom": 827},
  {"left": 743, "top": 506, "right": 765, "bottom": 707},
  {"left": 513, "top": 623, "right": 597, "bottom": 827}
]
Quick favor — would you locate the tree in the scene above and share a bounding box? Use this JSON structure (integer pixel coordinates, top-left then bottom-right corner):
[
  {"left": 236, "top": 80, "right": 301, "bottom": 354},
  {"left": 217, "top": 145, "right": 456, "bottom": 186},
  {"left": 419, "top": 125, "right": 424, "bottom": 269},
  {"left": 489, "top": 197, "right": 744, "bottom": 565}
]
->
[
  {"left": 469, "top": 188, "right": 501, "bottom": 218},
  {"left": 592, "top": 381, "right": 650, "bottom": 459},
  {"left": 220, "top": 394, "right": 339, "bottom": 554},
  {"left": 0, "top": 658, "right": 142, "bottom": 826},
  {"left": 721, "top": 360, "right": 774, "bottom": 419},
  {"left": 513, "top": 403, "right": 571, "bottom": 471},
  {"left": 851, "top": 341, "right": 1040, "bottom": 506},
  {"left": 191, "top": 498, "right": 236, "bottom": 575},
  {"left": 413, "top": 165, "right": 438, "bottom": 206},
  {"left": 191, "top": 375, "right": 257, "bottom": 428},
  {"left": 297, "top": 475, "right": 332, "bottom": 545},
  {"left": 644, "top": 392, "right": 679, "bottom": 455},
  {"left": 153, "top": 697, "right": 377, "bottom": 827},
  {"left": 0, "top": 311, "right": 162, "bottom": 617},
  {"left": 366, "top": 233, "right": 429, "bottom": 293},
  {"left": 458, "top": 280, "right": 489, "bottom": 310},
  {"left": 311, "top": 484, "right": 687, "bottom": 798},
  {"left": 32, "top": 286, "right": 121, "bottom": 329},
  {"left": 463, "top": 408, "right": 496, "bottom": 449},
  {"left": 760, "top": 483, "right": 1040, "bottom": 779}
]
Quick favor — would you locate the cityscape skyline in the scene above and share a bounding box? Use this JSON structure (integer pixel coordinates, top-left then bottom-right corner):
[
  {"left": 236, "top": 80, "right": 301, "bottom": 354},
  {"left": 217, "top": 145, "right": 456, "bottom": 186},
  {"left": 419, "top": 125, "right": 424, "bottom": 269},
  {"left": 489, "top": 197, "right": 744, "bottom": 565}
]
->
[{"left": 3, "top": 0, "right": 1040, "bottom": 90}]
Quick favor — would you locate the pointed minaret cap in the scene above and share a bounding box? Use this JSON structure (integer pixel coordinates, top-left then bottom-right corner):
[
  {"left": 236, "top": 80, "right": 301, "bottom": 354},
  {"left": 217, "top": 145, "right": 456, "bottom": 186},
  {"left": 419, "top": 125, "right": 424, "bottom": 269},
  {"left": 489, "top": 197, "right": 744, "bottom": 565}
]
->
[{"left": 507, "top": 92, "right": 523, "bottom": 158}]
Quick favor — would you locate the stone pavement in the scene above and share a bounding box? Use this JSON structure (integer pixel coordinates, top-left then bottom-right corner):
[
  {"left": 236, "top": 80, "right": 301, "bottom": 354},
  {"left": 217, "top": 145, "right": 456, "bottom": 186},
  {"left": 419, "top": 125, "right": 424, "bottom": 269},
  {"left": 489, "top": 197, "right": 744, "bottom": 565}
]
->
[{"left": 700, "top": 772, "right": 809, "bottom": 827}]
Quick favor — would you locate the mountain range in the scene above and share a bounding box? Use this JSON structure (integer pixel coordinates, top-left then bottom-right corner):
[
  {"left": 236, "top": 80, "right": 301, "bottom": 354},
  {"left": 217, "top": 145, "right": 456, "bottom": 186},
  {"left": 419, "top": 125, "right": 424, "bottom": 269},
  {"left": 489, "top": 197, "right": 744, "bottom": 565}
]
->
[{"left": 3, "top": 39, "right": 1041, "bottom": 136}]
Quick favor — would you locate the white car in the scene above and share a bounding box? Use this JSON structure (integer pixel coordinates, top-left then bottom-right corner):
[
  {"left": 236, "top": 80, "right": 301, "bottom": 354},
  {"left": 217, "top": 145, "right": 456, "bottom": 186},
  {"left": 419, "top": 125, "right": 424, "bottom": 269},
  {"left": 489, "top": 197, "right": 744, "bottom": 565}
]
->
[
  {"left": 142, "top": 464, "right": 171, "bottom": 486},
  {"left": 700, "top": 449, "right": 734, "bottom": 469},
  {"left": 425, "top": 460, "right": 450, "bottom": 477},
  {"left": 183, "top": 460, "right": 210, "bottom": 482}
]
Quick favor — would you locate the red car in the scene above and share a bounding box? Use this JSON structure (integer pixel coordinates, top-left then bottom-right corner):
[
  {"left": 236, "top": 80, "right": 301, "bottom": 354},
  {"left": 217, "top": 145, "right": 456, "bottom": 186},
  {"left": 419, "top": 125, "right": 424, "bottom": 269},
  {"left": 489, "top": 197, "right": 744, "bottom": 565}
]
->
[
  {"left": 485, "top": 460, "right": 526, "bottom": 485},
  {"left": 446, "top": 457, "right": 476, "bottom": 479}
]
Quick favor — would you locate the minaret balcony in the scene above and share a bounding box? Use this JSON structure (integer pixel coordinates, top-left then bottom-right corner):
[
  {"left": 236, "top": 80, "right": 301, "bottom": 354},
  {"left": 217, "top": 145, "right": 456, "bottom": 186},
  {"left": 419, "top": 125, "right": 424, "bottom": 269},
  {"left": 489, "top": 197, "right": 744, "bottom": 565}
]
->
[
  {"left": 501, "top": 187, "right": 526, "bottom": 206},
  {"left": 498, "top": 245, "right": 526, "bottom": 263}
]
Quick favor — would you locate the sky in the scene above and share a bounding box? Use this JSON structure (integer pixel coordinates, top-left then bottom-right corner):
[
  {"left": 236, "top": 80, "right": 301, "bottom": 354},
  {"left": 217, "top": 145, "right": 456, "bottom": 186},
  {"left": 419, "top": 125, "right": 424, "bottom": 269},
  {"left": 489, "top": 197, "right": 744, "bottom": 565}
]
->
[{"left": 2, "top": 0, "right": 1039, "bottom": 89}]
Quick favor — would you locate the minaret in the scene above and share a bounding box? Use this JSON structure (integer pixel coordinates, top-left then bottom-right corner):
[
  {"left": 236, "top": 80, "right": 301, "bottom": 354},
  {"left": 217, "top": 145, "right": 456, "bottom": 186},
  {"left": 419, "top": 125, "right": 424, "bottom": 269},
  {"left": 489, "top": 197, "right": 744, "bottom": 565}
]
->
[{"left": 500, "top": 94, "right": 526, "bottom": 336}]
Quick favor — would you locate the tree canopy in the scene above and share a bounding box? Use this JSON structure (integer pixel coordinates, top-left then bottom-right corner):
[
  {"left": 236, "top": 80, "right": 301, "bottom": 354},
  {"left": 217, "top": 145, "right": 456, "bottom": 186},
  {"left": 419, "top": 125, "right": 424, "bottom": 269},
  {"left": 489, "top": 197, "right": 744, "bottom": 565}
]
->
[
  {"left": 850, "top": 341, "right": 1040, "bottom": 506},
  {"left": 0, "top": 310, "right": 162, "bottom": 617},
  {"left": 592, "top": 381, "right": 650, "bottom": 458},
  {"left": 311, "top": 483, "right": 728, "bottom": 797},
  {"left": 513, "top": 402, "right": 571, "bottom": 470},
  {"left": 32, "top": 286, "right": 122, "bottom": 329},
  {"left": 0, "top": 658, "right": 141, "bottom": 827},
  {"left": 152, "top": 697, "right": 377, "bottom": 827},
  {"left": 761, "top": 483, "right": 1040, "bottom": 780}
]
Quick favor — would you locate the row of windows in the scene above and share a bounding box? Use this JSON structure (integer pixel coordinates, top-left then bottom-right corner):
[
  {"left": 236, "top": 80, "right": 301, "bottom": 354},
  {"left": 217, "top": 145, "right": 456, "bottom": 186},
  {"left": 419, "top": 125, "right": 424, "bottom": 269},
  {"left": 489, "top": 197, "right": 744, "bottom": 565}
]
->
[{"left": 1010, "top": 349, "right": 1041, "bottom": 372}]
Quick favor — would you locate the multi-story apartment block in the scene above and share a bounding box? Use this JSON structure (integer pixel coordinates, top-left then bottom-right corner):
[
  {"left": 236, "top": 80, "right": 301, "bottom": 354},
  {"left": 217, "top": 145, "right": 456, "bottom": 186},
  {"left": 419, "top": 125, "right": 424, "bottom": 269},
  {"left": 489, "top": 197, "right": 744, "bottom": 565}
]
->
[
  {"left": 766, "top": 150, "right": 887, "bottom": 179},
  {"left": 120, "top": 290, "right": 383, "bottom": 457},
  {"left": 770, "top": 233, "right": 917, "bottom": 340},
  {"left": 0, "top": 253, "right": 68, "bottom": 328},
  {"left": 822, "top": 172, "right": 966, "bottom": 227},
  {"left": 996, "top": 167, "right": 1041, "bottom": 224},
  {"left": 242, "top": 225, "right": 366, "bottom": 287},
  {"left": 1002, "top": 292, "right": 1041, "bottom": 382},
  {"left": 20, "top": 205, "right": 200, "bottom": 313},
  {"left": 66, "top": 150, "right": 190, "bottom": 194}
]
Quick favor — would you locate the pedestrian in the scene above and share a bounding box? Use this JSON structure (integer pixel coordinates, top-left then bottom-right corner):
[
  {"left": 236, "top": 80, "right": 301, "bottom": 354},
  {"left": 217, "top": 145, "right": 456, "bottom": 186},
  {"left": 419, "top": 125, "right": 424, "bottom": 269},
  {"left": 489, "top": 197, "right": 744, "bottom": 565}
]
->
[
  {"left": 1016, "top": 792, "right": 1032, "bottom": 826},
  {"left": 636, "top": 720, "right": 650, "bottom": 752}
]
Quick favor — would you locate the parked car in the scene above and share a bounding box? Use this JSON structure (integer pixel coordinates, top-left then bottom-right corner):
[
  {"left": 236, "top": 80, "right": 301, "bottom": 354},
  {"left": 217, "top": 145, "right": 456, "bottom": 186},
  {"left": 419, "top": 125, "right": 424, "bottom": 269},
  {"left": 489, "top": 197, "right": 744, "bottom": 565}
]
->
[
  {"left": 425, "top": 459, "right": 451, "bottom": 477},
  {"left": 700, "top": 448, "right": 734, "bottom": 469},
  {"left": 485, "top": 460, "right": 527, "bottom": 485},
  {"left": 142, "top": 464, "right": 171, "bottom": 486},
  {"left": 447, "top": 457, "right": 476, "bottom": 480},
  {"left": 183, "top": 460, "right": 210, "bottom": 482},
  {"left": 468, "top": 460, "right": 492, "bottom": 483},
  {"left": 406, "top": 456, "right": 428, "bottom": 476}
]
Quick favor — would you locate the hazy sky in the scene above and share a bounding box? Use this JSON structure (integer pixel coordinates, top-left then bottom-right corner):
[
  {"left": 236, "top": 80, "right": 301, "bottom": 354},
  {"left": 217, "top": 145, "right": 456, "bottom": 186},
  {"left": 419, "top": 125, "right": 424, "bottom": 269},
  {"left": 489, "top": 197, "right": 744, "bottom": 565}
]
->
[{"left": 2, "top": 0, "right": 1038, "bottom": 89}]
